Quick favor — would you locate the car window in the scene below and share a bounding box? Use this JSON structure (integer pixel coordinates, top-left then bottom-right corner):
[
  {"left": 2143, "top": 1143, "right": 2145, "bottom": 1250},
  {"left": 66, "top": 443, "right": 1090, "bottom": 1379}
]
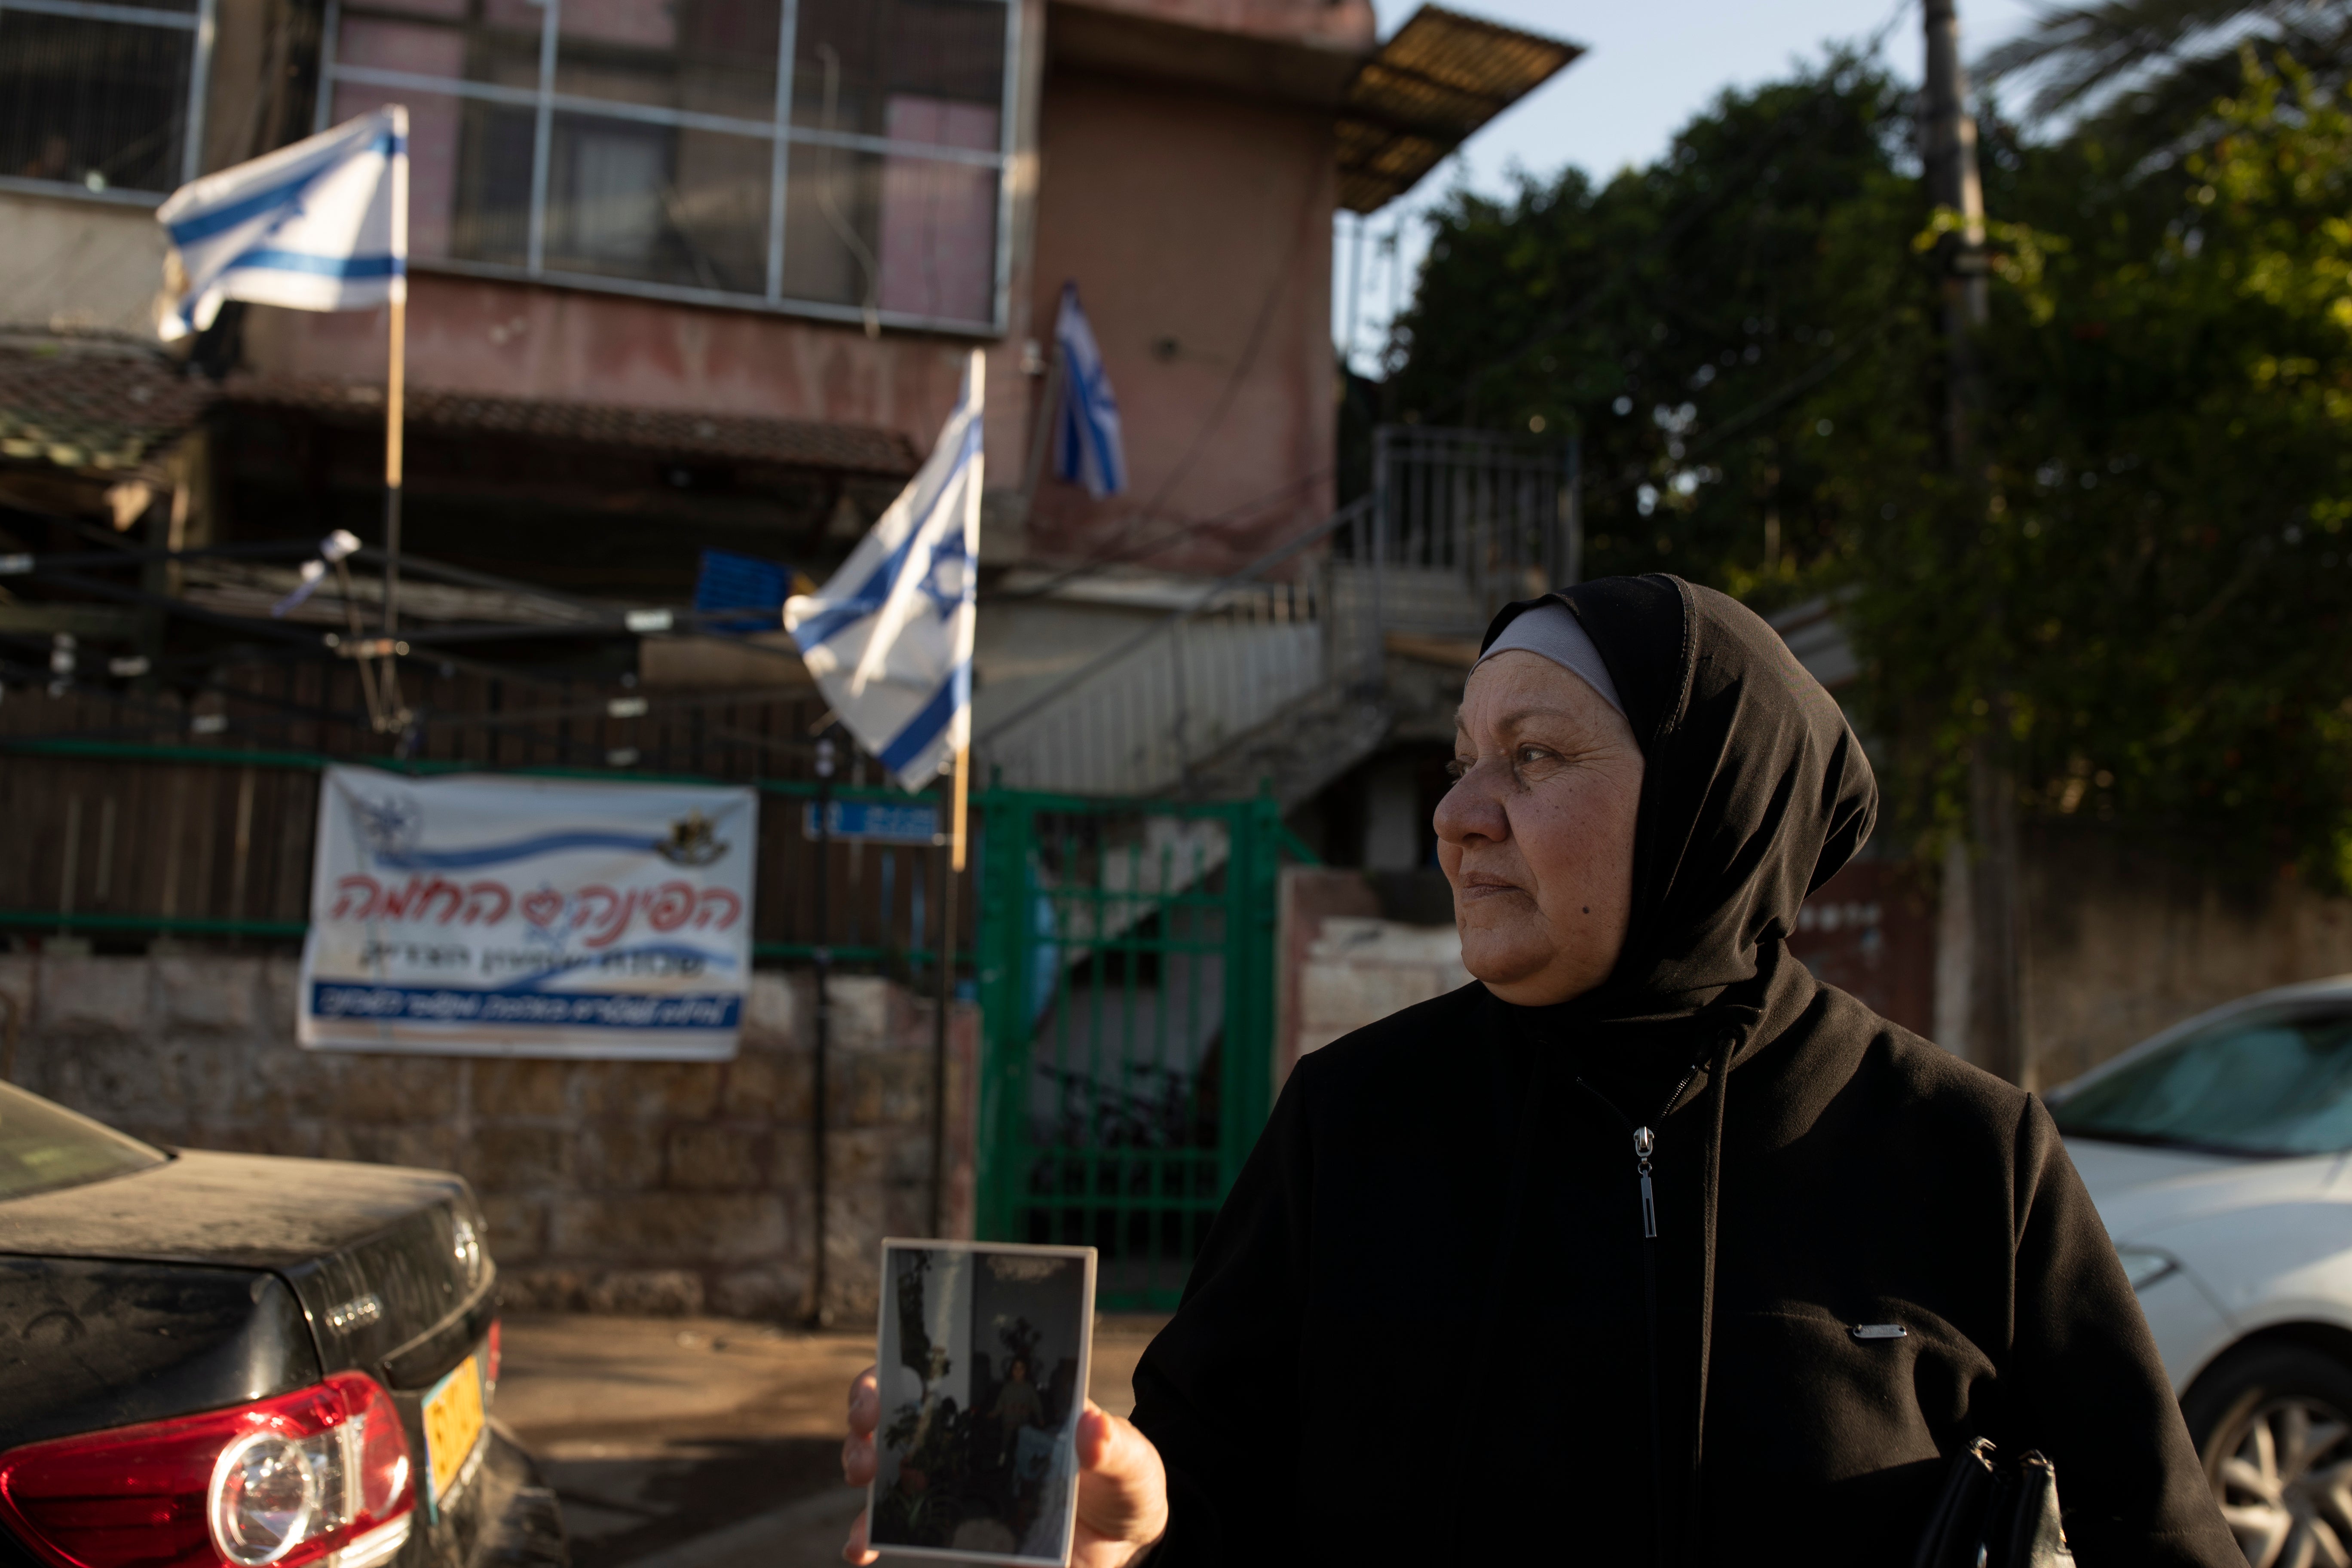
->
[
  {"left": 2051, "top": 1008, "right": 2352, "bottom": 1156},
  {"left": 0, "top": 1081, "right": 168, "bottom": 1200}
]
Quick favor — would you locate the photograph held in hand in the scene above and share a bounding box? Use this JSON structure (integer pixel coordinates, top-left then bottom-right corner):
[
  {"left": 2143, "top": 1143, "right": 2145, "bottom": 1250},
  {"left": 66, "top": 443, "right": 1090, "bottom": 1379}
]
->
[{"left": 865, "top": 1241, "right": 1096, "bottom": 1565}]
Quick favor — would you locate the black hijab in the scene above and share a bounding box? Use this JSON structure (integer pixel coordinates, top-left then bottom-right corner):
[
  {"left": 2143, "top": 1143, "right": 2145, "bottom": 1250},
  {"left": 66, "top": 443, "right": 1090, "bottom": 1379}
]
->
[
  {"left": 1475, "top": 576, "right": 1883, "bottom": 1558},
  {"left": 1478, "top": 573, "right": 1878, "bottom": 1026},
  {"left": 1131, "top": 580, "right": 2239, "bottom": 1568}
]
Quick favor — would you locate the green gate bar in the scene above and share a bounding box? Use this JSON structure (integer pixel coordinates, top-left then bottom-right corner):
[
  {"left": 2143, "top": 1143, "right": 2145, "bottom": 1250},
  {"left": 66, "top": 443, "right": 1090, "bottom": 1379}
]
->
[{"left": 974, "top": 790, "right": 1287, "bottom": 1311}]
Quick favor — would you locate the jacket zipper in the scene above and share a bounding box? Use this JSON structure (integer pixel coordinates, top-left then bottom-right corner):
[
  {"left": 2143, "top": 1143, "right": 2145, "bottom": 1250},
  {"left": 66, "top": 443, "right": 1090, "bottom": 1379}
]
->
[
  {"left": 1635, "top": 1125, "right": 1658, "bottom": 1237},
  {"left": 1578, "top": 1055, "right": 1705, "bottom": 1568},
  {"left": 1628, "top": 1059, "right": 1702, "bottom": 1239}
]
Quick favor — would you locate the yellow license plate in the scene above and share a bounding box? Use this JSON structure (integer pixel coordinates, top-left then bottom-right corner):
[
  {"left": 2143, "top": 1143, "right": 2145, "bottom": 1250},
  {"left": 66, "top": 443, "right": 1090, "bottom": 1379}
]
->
[{"left": 421, "top": 1354, "right": 487, "bottom": 1504}]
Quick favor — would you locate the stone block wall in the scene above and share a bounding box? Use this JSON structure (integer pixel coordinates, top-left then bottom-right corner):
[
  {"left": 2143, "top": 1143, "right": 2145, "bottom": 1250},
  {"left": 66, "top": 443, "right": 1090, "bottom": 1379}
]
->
[
  {"left": 2016, "top": 827, "right": 2352, "bottom": 1089},
  {"left": 0, "top": 953, "right": 974, "bottom": 1323},
  {"left": 1274, "top": 867, "right": 1468, "bottom": 1086}
]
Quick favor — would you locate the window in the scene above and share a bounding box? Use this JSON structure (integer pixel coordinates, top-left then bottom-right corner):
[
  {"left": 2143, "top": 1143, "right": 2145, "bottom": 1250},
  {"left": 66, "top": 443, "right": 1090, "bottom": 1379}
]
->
[
  {"left": 320, "top": 0, "right": 1014, "bottom": 330},
  {"left": 0, "top": 1081, "right": 167, "bottom": 1202},
  {"left": 2049, "top": 1006, "right": 2352, "bottom": 1157},
  {"left": 0, "top": 0, "right": 216, "bottom": 206}
]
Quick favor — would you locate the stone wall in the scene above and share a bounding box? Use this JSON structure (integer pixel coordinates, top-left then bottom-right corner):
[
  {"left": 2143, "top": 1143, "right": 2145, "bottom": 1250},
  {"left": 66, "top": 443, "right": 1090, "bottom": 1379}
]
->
[
  {"left": 0, "top": 952, "right": 974, "bottom": 1323},
  {"left": 2015, "top": 827, "right": 2352, "bottom": 1089},
  {"left": 1274, "top": 867, "right": 1469, "bottom": 1085},
  {"left": 1270, "top": 839, "right": 2352, "bottom": 1102}
]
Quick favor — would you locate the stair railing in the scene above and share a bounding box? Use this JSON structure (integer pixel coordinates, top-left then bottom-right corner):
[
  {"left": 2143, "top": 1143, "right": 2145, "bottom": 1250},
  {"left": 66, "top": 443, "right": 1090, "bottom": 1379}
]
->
[
  {"left": 975, "top": 498, "right": 1367, "bottom": 797},
  {"left": 977, "top": 425, "right": 1580, "bottom": 799}
]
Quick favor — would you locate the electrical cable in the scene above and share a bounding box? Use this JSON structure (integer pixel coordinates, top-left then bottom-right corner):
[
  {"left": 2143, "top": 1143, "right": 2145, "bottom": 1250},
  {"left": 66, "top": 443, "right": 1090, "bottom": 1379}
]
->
[
  {"left": 994, "top": 0, "right": 1920, "bottom": 604},
  {"left": 1580, "top": 328, "right": 1882, "bottom": 509},
  {"left": 984, "top": 466, "right": 1335, "bottom": 603},
  {"left": 1026, "top": 189, "right": 1326, "bottom": 587}
]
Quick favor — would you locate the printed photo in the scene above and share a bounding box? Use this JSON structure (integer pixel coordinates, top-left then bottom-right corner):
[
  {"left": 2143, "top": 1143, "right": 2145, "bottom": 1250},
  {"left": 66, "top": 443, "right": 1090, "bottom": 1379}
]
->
[{"left": 867, "top": 1240, "right": 1097, "bottom": 1565}]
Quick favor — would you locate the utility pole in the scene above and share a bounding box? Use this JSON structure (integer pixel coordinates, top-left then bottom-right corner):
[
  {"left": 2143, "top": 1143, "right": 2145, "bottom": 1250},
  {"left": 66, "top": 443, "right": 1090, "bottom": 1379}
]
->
[
  {"left": 1923, "top": 0, "right": 1989, "bottom": 453},
  {"left": 1923, "top": 0, "right": 2024, "bottom": 1085}
]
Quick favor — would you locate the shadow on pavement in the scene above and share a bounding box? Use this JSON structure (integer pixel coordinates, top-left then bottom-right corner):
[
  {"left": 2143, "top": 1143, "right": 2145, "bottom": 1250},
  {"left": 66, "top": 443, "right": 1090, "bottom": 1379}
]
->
[{"left": 496, "top": 1312, "right": 1170, "bottom": 1568}]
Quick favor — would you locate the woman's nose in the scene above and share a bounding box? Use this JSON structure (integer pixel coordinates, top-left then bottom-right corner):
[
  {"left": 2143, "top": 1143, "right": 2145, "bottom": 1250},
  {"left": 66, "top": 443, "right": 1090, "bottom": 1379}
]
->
[{"left": 1433, "top": 766, "right": 1509, "bottom": 846}]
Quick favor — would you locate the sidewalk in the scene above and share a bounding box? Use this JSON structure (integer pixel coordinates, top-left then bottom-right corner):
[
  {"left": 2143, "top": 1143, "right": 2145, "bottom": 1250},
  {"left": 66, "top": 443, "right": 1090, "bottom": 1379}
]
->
[{"left": 496, "top": 1314, "right": 1167, "bottom": 1568}]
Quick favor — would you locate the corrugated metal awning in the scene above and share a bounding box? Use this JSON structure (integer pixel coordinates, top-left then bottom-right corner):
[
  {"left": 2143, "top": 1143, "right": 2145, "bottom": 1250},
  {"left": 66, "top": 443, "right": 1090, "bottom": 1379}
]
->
[
  {"left": 1337, "top": 6, "right": 1582, "bottom": 214},
  {"left": 0, "top": 343, "right": 217, "bottom": 476}
]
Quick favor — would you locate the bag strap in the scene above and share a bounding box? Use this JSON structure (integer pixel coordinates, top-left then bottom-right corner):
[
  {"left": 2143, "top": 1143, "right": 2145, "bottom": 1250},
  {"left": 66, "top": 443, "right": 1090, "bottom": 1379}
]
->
[
  {"left": 1912, "top": 1437, "right": 1999, "bottom": 1568},
  {"left": 1991, "top": 1452, "right": 2074, "bottom": 1568}
]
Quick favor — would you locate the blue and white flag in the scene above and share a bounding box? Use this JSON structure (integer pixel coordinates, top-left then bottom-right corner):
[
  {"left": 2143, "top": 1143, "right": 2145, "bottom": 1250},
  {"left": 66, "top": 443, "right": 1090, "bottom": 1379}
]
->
[
  {"left": 155, "top": 107, "right": 407, "bottom": 342},
  {"left": 1053, "top": 282, "right": 1126, "bottom": 498},
  {"left": 784, "top": 350, "right": 983, "bottom": 792}
]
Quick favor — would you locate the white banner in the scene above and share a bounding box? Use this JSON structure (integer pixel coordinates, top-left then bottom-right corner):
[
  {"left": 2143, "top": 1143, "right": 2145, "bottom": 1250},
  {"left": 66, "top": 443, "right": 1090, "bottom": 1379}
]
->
[{"left": 299, "top": 766, "right": 756, "bottom": 1059}]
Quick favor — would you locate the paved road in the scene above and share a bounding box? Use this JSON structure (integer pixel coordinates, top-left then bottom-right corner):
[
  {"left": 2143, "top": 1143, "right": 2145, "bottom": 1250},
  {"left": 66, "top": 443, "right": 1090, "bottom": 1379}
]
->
[{"left": 496, "top": 1314, "right": 1167, "bottom": 1568}]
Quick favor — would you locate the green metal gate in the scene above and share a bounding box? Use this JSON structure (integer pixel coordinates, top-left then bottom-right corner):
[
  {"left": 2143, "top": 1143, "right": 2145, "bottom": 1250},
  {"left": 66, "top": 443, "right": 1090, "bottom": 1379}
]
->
[{"left": 974, "top": 791, "right": 1286, "bottom": 1310}]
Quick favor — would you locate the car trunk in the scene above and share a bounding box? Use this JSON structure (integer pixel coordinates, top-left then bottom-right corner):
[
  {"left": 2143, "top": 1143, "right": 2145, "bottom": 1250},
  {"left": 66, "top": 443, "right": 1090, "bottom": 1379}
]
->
[{"left": 1, "top": 1148, "right": 505, "bottom": 1564}]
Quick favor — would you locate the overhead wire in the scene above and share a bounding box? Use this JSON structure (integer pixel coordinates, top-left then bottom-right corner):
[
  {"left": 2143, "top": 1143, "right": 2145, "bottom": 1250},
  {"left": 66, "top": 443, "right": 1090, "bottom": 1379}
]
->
[
  {"left": 1006, "top": 179, "right": 1327, "bottom": 595},
  {"left": 995, "top": 0, "right": 1921, "bottom": 605}
]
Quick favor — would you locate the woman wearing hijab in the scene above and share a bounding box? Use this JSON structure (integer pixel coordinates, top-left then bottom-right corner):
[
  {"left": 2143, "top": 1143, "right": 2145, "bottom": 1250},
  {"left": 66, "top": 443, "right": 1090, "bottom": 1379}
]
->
[{"left": 844, "top": 575, "right": 2239, "bottom": 1566}]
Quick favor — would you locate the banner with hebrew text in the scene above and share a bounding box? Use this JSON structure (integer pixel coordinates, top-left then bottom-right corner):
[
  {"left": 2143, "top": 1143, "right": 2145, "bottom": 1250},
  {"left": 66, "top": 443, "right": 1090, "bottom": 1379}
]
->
[{"left": 299, "top": 766, "right": 756, "bottom": 1058}]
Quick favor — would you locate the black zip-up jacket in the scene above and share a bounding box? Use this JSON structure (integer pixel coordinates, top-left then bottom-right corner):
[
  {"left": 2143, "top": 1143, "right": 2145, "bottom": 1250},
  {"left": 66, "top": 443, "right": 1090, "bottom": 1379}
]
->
[{"left": 1129, "top": 576, "right": 2238, "bottom": 1567}]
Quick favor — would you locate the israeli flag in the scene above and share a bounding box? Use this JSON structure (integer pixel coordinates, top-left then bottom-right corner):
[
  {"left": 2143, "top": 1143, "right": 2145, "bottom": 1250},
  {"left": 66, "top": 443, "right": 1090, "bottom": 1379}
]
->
[
  {"left": 785, "top": 350, "right": 983, "bottom": 792},
  {"left": 155, "top": 107, "right": 406, "bottom": 342},
  {"left": 1053, "top": 283, "right": 1126, "bottom": 498}
]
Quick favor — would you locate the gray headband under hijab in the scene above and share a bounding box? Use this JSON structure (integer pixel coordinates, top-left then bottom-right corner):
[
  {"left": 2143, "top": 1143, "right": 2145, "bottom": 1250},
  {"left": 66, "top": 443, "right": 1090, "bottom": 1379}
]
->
[{"left": 1473, "top": 601, "right": 1626, "bottom": 717}]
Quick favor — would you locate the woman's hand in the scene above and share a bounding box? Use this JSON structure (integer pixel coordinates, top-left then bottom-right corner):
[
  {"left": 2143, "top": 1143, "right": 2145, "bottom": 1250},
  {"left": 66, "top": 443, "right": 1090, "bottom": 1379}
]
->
[{"left": 842, "top": 1365, "right": 1170, "bottom": 1567}]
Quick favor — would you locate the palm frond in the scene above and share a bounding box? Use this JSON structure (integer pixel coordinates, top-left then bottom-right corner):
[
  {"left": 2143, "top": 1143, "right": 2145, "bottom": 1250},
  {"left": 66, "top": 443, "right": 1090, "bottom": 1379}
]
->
[{"left": 1976, "top": 0, "right": 2349, "bottom": 120}]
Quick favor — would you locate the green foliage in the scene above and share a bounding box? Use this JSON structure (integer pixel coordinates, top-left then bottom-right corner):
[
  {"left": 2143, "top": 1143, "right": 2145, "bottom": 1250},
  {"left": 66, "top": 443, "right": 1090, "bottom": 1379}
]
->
[
  {"left": 1390, "top": 38, "right": 2352, "bottom": 884},
  {"left": 1977, "top": 0, "right": 2352, "bottom": 144},
  {"left": 1851, "top": 52, "right": 2352, "bottom": 882},
  {"left": 894, "top": 1251, "right": 936, "bottom": 1378},
  {"left": 871, "top": 1397, "right": 980, "bottom": 1547},
  {"left": 1382, "top": 53, "right": 1933, "bottom": 608}
]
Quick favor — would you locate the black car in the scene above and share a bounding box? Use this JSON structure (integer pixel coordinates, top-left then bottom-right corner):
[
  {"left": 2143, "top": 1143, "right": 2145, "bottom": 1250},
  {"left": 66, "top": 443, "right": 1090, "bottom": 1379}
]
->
[{"left": 0, "top": 1080, "right": 567, "bottom": 1568}]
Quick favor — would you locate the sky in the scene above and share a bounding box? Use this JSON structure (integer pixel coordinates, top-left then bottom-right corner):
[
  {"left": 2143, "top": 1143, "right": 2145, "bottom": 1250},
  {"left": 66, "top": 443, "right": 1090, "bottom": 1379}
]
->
[{"left": 1335, "top": 0, "right": 2049, "bottom": 374}]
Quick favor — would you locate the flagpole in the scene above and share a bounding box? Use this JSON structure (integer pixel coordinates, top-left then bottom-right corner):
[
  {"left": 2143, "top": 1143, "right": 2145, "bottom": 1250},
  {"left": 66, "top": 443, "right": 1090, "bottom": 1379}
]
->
[
  {"left": 812, "top": 730, "right": 836, "bottom": 1323},
  {"left": 929, "top": 763, "right": 957, "bottom": 1237},
  {"left": 381, "top": 105, "right": 409, "bottom": 729},
  {"left": 950, "top": 743, "right": 969, "bottom": 873}
]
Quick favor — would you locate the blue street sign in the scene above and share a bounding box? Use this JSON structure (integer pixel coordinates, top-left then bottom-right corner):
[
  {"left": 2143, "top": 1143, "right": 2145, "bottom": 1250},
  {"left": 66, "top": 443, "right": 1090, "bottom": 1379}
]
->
[{"left": 802, "top": 799, "right": 942, "bottom": 845}]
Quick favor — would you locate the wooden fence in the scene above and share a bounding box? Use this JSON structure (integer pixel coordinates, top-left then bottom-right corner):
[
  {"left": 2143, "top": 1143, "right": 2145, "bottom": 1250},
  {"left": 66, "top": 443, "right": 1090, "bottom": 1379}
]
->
[{"left": 0, "top": 663, "right": 969, "bottom": 971}]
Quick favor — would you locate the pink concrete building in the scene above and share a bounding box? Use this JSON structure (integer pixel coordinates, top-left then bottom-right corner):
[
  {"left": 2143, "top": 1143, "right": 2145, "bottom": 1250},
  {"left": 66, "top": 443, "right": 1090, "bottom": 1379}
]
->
[{"left": 1, "top": 0, "right": 1574, "bottom": 792}]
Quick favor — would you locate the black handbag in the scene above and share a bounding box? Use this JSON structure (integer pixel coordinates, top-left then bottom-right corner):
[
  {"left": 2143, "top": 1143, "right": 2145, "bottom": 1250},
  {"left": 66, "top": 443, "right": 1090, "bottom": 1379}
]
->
[{"left": 1912, "top": 1437, "right": 2076, "bottom": 1568}]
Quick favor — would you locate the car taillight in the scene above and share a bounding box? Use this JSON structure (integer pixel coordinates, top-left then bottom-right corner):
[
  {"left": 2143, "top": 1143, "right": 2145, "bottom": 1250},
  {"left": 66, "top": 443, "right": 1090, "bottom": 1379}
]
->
[
  {"left": 0, "top": 1374, "right": 415, "bottom": 1568},
  {"left": 483, "top": 1322, "right": 501, "bottom": 1399}
]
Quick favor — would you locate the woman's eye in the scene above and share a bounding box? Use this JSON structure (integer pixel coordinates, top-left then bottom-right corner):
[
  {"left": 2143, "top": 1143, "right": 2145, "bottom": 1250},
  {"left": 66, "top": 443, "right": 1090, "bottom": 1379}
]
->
[
  {"left": 1444, "top": 757, "right": 1470, "bottom": 781},
  {"left": 1515, "top": 745, "right": 1551, "bottom": 766}
]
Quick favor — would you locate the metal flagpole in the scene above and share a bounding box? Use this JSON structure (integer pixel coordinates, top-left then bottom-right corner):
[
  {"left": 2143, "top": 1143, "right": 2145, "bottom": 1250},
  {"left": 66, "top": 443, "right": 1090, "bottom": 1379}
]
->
[
  {"left": 926, "top": 743, "right": 969, "bottom": 1234},
  {"left": 932, "top": 349, "right": 979, "bottom": 1234},
  {"left": 811, "top": 729, "right": 836, "bottom": 1324},
  {"left": 380, "top": 104, "right": 410, "bottom": 732},
  {"left": 949, "top": 744, "right": 969, "bottom": 873},
  {"left": 928, "top": 764, "right": 958, "bottom": 1236}
]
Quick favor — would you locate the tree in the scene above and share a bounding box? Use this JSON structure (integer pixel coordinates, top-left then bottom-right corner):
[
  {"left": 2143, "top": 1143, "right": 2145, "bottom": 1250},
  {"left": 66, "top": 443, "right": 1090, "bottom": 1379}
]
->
[
  {"left": 1850, "top": 53, "right": 2352, "bottom": 881},
  {"left": 1978, "top": 0, "right": 2352, "bottom": 138},
  {"left": 1380, "top": 52, "right": 1934, "bottom": 605},
  {"left": 1388, "top": 40, "right": 2352, "bottom": 886}
]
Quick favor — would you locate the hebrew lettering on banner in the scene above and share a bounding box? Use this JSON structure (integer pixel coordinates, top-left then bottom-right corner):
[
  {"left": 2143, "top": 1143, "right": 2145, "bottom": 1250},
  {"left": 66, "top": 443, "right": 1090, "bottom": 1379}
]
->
[{"left": 298, "top": 765, "right": 758, "bottom": 1060}]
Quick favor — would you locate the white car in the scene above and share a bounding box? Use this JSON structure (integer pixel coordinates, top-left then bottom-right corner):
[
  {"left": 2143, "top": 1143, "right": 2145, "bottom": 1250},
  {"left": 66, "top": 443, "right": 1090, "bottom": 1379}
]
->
[{"left": 2048, "top": 977, "right": 2352, "bottom": 1568}]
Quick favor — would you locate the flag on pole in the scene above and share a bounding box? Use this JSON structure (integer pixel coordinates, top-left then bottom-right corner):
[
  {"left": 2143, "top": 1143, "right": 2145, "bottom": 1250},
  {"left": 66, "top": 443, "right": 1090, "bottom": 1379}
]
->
[
  {"left": 155, "top": 107, "right": 407, "bottom": 342},
  {"left": 785, "top": 350, "right": 984, "bottom": 793},
  {"left": 1052, "top": 282, "right": 1126, "bottom": 498}
]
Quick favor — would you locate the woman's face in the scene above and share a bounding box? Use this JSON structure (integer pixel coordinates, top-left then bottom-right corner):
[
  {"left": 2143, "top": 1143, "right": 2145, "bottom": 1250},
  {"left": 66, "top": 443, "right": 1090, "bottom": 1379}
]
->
[{"left": 1435, "top": 650, "right": 1645, "bottom": 1007}]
